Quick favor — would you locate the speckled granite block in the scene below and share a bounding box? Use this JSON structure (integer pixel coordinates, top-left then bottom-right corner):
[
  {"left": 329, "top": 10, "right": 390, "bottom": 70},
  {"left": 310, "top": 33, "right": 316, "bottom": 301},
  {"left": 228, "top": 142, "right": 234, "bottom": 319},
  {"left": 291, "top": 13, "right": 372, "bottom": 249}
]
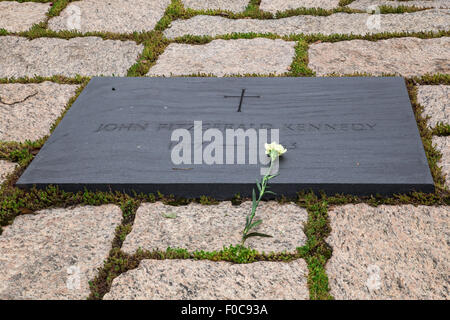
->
[
  {"left": 327, "top": 204, "right": 449, "bottom": 299},
  {"left": 147, "top": 38, "right": 296, "bottom": 76},
  {"left": 104, "top": 259, "right": 309, "bottom": 300},
  {"left": 0, "top": 205, "right": 122, "bottom": 300},
  {"left": 0, "top": 82, "right": 78, "bottom": 142}
]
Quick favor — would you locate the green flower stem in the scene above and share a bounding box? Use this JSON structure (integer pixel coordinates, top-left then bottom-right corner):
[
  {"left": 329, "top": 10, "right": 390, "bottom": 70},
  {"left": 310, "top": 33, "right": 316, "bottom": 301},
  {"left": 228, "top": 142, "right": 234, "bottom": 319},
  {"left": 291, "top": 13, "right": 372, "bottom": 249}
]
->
[{"left": 241, "top": 151, "right": 277, "bottom": 245}]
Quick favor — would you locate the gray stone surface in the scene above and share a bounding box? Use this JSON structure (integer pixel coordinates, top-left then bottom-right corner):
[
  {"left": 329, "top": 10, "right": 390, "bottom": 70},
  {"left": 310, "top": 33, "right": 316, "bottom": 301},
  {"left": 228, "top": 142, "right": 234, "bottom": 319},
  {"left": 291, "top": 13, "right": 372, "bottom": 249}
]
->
[
  {"left": 122, "top": 201, "right": 307, "bottom": 254},
  {"left": 0, "top": 36, "right": 143, "bottom": 78},
  {"left": 104, "top": 259, "right": 309, "bottom": 300},
  {"left": 0, "top": 160, "right": 17, "bottom": 185},
  {"left": 17, "top": 77, "right": 435, "bottom": 197},
  {"left": 0, "top": 205, "right": 122, "bottom": 300},
  {"left": 0, "top": 82, "right": 78, "bottom": 142},
  {"left": 147, "top": 38, "right": 296, "bottom": 76},
  {"left": 348, "top": 0, "right": 450, "bottom": 10},
  {"left": 182, "top": 0, "right": 249, "bottom": 12},
  {"left": 261, "top": 0, "right": 340, "bottom": 13},
  {"left": 417, "top": 85, "right": 449, "bottom": 128},
  {"left": 48, "top": 0, "right": 171, "bottom": 34},
  {"left": 0, "top": 1, "right": 50, "bottom": 32},
  {"left": 308, "top": 37, "right": 450, "bottom": 76},
  {"left": 433, "top": 136, "right": 450, "bottom": 188},
  {"left": 327, "top": 204, "right": 449, "bottom": 299},
  {"left": 163, "top": 10, "right": 450, "bottom": 39}
]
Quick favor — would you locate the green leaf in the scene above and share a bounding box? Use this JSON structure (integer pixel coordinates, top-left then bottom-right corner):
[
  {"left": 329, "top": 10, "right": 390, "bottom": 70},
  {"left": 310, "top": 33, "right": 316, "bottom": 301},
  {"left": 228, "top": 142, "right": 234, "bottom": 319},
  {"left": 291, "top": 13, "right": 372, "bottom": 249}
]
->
[
  {"left": 248, "top": 219, "right": 263, "bottom": 231},
  {"left": 251, "top": 188, "right": 257, "bottom": 212},
  {"left": 243, "top": 232, "right": 273, "bottom": 240},
  {"left": 256, "top": 179, "right": 261, "bottom": 192},
  {"left": 265, "top": 190, "right": 277, "bottom": 195},
  {"left": 162, "top": 212, "right": 177, "bottom": 219}
]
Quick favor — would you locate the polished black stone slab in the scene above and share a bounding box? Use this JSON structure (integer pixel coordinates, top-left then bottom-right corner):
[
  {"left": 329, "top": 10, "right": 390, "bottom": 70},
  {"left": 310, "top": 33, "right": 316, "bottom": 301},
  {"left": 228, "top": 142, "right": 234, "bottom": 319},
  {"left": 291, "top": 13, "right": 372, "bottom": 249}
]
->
[{"left": 17, "top": 77, "right": 434, "bottom": 198}]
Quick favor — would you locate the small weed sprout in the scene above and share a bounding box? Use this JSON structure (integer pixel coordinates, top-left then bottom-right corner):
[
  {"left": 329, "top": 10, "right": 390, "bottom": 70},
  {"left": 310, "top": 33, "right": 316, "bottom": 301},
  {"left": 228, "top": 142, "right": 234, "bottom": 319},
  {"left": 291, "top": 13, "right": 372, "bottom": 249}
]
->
[{"left": 241, "top": 142, "right": 287, "bottom": 246}]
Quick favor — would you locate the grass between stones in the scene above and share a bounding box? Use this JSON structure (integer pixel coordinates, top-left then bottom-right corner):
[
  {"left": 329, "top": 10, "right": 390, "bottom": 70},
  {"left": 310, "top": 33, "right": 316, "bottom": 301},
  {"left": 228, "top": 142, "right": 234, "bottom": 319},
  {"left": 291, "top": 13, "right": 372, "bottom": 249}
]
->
[
  {"left": 338, "top": 0, "right": 356, "bottom": 6},
  {"left": 432, "top": 123, "right": 450, "bottom": 136}
]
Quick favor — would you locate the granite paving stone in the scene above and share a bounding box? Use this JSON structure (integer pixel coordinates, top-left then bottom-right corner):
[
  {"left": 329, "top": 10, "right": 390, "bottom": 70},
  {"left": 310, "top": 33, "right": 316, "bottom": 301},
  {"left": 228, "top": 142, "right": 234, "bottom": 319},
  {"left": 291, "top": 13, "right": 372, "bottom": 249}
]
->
[
  {"left": 260, "top": 0, "right": 340, "bottom": 13},
  {"left": 308, "top": 37, "right": 450, "bottom": 76},
  {"left": 0, "top": 205, "right": 122, "bottom": 300},
  {"left": 0, "top": 1, "right": 51, "bottom": 32},
  {"left": 48, "top": 0, "right": 171, "bottom": 34},
  {"left": 121, "top": 201, "right": 307, "bottom": 254},
  {"left": 147, "top": 38, "right": 296, "bottom": 76},
  {"left": 163, "top": 10, "right": 449, "bottom": 39},
  {"left": 0, "top": 82, "right": 78, "bottom": 142},
  {"left": 182, "top": 0, "right": 249, "bottom": 13},
  {"left": 0, "top": 36, "right": 143, "bottom": 78},
  {"left": 0, "top": 160, "right": 17, "bottom": 185},
  {"left": 348, "top": 0, "right": 450, "bottom": 10},
  {"left": 104, "top": 259, "right": 309, "bottom": 300},
  {"left": 433, "top": 136, "right": 450, "bottom": 188},
  {"left": 417, "top": 85, "right": 449, "bottom": 128},
  {"left": 326, "top": 204, "right": 449, "bottom": 299}
]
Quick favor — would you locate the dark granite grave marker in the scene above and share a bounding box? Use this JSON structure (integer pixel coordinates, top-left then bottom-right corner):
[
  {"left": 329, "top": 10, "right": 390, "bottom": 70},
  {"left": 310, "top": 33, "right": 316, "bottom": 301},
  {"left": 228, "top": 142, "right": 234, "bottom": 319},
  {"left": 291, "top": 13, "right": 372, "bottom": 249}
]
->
[{"left": 17, "top": 77, "right": 434, "bottom": 198}]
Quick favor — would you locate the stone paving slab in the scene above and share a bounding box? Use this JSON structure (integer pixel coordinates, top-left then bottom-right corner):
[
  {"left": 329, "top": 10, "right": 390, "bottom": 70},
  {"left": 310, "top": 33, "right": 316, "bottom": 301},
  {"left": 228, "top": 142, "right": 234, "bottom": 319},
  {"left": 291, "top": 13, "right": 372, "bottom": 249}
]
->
[
  {"left": 182, "top": 0, "right": 249, "bottom": 13},
  {"left": 326, "top": 204, "right": 449, "bottom": 299},
  {"left": 122, "top": 201, "right": 307, "bottom": 254},
  {"left": 0, "top": 205, "right": 122, "bottom": 300},
  {"left": 417, "top": 85, "right": 449, "bottom": 128},
  {"left": 0, "top": 1, "right": 50, "bottom": 33},
  {"left": 0, "top": 160, "right": 17, "bottom": 185},
  {"left": 433, "top": 136, "right": 450, "bottom": 188},
  {"left": 147, "top": 38, "right": 296, "bottom": 76},
  {"left": 348, "top": 0, "right": 450, "bottom": 10},
  {"left": 308, "top": 37, "right": 450, "bottom": 77},
  {"left": 48, "top": 0, "right": 171, "bottom": 34},
  {"left": 0, "top": 36, "right": 143, "bottom": 78},
  {"left": 0, "top": 82, "right": 78, "bottom": 142},
  {"left": 103, "top": 259, "right": 309, "bottom": 299},
  {"left": 260, "top": 0, "right": 340, "bottom": 13},
  {"left": 163, "top": 10, "right": 449, "bottom": 39}
]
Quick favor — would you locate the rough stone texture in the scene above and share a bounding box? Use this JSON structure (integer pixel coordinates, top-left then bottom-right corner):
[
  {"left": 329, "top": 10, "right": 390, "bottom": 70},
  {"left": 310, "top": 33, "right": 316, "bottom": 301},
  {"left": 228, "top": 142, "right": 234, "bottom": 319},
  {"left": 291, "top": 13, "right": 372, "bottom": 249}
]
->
[
  {"left": 327, "top": 204, "right": 449, "bottom": 300},
  {"left": 0, "top": 36, "right": 143, "bottom": 78},
  {"left": 417, "top": 85, "right": 449, "bottom": 128},
  {"left": 0, "top": 160, "right": 17, "bottom": 185},
  {"left": 147, "top": 38, "right": 296, "bottom": 76},
  {"left": 122, "top": 201, "right": 307, "bottom": 254},
  {"left": 348, "top": 0, "right": 450, "bottom": 10},
  {"left": 433, "top": 136, "right": 450, "bottom": 188},
  {"left": 163, "top": 10, "right": 450, "bottom": 39},
  {"left": 0, "top": 82, "right": 78, "bottom": 142},
  {"left": 48, "top": 0, "right": 171, "bottom": 34},
  {"left": 261, "top": 0, "right": 340, "bottom": 13},
  {"left": 182, "top": 0, "right": 249, "bottom": 12},
  {"left": 104, "top": 259, "right": 309, "bottom": 300},
  {"left": 0, "top": 205, "right": 122, "bottom": 300},
  {"left": 308, "top": 37, "right": 450, "bottom": 77},
  {"left": 0, "top": 1, "right": 50, "bottom": 32}
]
